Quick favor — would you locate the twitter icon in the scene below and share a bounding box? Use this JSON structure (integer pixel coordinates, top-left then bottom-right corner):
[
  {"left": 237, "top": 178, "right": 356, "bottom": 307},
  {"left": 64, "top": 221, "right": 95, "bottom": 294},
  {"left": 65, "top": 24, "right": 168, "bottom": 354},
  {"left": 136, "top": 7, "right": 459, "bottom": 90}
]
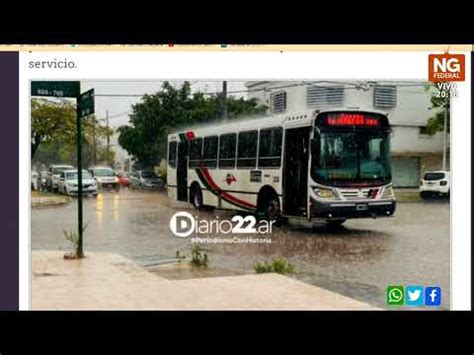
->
[{"left": 405, "top": 286, "right": 424, "bottom": 306}]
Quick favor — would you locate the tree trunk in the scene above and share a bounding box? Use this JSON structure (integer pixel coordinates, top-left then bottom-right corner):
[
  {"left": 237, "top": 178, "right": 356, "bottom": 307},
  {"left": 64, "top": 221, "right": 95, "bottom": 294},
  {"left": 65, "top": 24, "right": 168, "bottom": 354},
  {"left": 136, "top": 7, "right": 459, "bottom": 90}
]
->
[{"left": 31, "top": 136, "right": 42, "bottom": 159}]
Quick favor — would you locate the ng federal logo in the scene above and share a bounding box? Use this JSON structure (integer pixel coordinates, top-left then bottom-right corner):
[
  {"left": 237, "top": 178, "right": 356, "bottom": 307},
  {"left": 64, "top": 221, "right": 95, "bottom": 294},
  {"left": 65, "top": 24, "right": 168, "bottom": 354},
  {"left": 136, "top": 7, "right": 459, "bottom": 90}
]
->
[{"left": 429, "top": 53, "right": 465, "bottom": 82}]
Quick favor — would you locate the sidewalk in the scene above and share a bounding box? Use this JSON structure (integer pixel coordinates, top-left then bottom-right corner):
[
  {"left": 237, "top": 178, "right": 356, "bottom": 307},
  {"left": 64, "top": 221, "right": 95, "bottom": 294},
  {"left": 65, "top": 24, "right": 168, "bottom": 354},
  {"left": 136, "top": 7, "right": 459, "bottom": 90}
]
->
[
  {"left": 394, "top": 188, "right": 421, "bottom": 202},
  {"left": 31, "top": 195, "right": 70, "bottom": 208},
  {"left": 32, "top": 250, "right": 378, "bottom": 310}
]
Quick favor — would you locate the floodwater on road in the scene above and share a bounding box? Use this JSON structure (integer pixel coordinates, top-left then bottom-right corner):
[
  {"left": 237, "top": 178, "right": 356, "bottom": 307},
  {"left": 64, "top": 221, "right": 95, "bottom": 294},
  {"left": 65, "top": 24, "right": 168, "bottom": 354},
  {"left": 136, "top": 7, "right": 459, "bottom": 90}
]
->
[{"left": 31, "top": 190, "right": 450, "bottom": 309}]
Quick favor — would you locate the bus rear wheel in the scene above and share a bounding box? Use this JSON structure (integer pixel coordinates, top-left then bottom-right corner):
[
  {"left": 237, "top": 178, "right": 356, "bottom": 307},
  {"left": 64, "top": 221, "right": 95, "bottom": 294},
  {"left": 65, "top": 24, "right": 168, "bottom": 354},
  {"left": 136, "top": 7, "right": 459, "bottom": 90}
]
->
[{"left": 190, "top": 184, "right": 203, "bottom": 209}]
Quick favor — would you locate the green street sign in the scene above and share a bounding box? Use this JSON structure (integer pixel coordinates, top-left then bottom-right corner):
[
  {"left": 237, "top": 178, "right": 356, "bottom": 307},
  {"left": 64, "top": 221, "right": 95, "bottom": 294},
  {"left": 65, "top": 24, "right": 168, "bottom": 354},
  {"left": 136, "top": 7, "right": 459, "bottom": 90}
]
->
[
  {"left": 78, "top": 89, "right": 95, "bottom": 118},
  {"left": 31, "top": 81, "right": 80, "bottom": 98}
]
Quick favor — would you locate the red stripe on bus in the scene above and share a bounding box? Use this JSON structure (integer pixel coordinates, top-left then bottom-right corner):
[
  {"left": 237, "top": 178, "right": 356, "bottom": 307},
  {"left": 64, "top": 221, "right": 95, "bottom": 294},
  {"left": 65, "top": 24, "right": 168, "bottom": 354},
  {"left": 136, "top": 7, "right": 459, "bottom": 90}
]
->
[{"left": 200, "top": 168, "right": 257, "bottom": 210}]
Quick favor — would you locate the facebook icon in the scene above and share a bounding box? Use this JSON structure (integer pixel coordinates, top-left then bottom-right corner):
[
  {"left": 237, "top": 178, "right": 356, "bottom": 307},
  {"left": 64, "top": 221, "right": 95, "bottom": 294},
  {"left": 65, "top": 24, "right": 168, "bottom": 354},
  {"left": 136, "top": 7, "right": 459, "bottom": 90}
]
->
[{"left": 425, "top": 287, "right": 442, "bottom": 306}]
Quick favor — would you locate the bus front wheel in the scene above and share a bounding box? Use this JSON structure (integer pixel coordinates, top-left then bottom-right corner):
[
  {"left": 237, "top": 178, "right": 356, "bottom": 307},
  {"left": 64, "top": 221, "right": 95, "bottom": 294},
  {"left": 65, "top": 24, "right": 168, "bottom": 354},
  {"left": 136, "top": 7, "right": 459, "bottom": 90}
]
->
[{"left": 190, "top": 184, "right": 203, "bottom": 209}]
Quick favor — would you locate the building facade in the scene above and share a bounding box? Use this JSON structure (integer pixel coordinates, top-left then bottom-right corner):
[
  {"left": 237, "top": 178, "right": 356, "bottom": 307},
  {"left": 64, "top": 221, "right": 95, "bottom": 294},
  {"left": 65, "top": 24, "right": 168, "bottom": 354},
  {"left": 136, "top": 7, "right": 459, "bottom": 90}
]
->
[{"left": 245, "top": 81, "right": 448, "bottom": 188}]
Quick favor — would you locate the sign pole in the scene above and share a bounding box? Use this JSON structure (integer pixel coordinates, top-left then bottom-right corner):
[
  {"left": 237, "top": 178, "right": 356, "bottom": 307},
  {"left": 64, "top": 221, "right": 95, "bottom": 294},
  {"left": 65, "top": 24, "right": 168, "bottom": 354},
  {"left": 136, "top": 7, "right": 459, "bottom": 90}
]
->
[
  {"left": 31, "top": 82, "right": 93, "bottom": 258},
  {"left": 76, "top": 88, "right": 94, "bottom": 257},
  {"left": 31, "top": 81, "right": 86, "bottom": 257},
  {"left": 76, "top": 98, "right": 84, "bottom": 257}
]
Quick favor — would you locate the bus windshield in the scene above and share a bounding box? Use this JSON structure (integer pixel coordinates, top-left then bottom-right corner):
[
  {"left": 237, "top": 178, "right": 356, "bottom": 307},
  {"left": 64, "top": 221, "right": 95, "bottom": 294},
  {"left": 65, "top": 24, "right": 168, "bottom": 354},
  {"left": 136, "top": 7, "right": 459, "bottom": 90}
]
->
[{"left": 312, "top": 131, "right": 391, "bottom": 185}]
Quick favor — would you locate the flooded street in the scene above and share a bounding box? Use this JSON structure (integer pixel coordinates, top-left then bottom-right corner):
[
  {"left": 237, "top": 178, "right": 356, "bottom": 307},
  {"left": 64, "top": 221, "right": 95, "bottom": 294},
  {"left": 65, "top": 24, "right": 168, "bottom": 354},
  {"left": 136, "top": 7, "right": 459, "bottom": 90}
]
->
[{"left": 31, "top": 190, "right": 450, "bottom": 309}]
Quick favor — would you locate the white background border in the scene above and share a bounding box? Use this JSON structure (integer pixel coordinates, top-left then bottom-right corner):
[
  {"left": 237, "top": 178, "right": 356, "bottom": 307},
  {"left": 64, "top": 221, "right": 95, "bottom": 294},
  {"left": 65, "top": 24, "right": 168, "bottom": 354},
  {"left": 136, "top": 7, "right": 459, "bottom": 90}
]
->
[{"left": 20, "top": 50, "right": 471, "bottom": 310}]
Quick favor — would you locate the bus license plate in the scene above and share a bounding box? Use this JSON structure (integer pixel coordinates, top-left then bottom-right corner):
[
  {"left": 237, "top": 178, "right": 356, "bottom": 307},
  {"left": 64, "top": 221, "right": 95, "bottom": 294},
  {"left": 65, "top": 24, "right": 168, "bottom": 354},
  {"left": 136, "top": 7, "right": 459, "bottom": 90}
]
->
[{"left": 356, "top": 203, "right": 368, "bottom": 211}]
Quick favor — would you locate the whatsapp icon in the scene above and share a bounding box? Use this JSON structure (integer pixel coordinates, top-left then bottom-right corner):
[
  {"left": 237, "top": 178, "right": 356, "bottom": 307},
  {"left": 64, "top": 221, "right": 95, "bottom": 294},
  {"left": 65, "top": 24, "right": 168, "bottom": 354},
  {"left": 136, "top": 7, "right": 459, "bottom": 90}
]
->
[{"left": 387, "top": 286, "right": 404, "bottom": 305}]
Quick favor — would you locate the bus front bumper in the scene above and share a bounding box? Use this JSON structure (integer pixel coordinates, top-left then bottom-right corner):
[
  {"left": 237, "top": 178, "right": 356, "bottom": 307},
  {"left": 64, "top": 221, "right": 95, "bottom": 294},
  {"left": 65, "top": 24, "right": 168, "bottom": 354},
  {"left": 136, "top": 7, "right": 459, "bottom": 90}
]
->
[{"left": 310, "top": 199, "right": 396, "bottom": 220}]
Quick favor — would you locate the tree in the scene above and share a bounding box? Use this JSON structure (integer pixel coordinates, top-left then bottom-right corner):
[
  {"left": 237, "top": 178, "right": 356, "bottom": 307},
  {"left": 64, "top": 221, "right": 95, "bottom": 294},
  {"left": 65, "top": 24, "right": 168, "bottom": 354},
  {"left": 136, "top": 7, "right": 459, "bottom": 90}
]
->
[
  {"left": 118, "top": 82, "right": 267, "bottom": 168},
  {"left": 31, "top": 98, "right": 113, "bottom": 162},
  {"left": 31, "top": 99, "right": 76, "bottom": 158},
  {"left": 424, "top": 85, "right": 450, "bottom": 135},
  {"left": 97, "top": 146, "right": 116, "bottom": 166}
]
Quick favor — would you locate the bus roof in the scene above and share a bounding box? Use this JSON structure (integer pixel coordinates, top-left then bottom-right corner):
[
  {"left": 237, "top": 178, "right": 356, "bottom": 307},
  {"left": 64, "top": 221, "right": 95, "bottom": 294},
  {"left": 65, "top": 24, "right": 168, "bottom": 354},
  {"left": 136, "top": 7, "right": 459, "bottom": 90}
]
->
[{"left": 168, "top": 108, "right": 389, "bottom": 141}]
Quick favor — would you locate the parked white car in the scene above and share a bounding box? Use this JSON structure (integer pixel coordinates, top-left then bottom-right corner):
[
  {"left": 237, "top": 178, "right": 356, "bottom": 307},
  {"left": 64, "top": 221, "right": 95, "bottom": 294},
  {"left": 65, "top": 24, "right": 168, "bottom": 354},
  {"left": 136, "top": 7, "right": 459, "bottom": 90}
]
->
[
  {"left": 38, "top": 170, "right": 48, "bottom": 191},
  {"left": 419, "top": 170, "right": 450, "bottom": 199},
  {"left": 46, "top": 164, "right": 74, "bottom": 193},
  {"left": 88, "top": 166, "right": 120, "bottom": 191},
  {"left": 58, "top": 169, "right": 98, "bottom": 197},
  {"left": 31, "top": 170, "right": 39, "bottom": 190}
]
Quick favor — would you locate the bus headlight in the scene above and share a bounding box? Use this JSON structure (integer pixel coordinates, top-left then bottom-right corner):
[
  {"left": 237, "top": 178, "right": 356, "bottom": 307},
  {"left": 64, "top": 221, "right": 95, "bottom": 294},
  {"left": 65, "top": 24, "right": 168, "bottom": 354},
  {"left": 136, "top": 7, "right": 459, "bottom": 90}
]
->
[
  {"left": 382, "top": 186, "right": 394, "bottom": 199},
  {"left": 314, "top": 187, "right": 338, "bottom": 199}
]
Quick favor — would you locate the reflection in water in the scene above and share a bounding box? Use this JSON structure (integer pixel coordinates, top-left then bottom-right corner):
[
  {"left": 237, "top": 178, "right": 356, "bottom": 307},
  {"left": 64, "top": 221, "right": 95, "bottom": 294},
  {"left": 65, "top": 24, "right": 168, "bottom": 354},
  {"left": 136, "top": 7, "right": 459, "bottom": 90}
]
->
[
  {"left": 32, "top": 190, "right": 450, "bottom": 309},
  {"left": 95, "top": 193, "right": 104, "bottom": 227},
  {"left": 201, "top": 225, "right": 389, "bottom": 264},
  {"left": 113, "top": 194, "right": 120, "bottom": 222}
]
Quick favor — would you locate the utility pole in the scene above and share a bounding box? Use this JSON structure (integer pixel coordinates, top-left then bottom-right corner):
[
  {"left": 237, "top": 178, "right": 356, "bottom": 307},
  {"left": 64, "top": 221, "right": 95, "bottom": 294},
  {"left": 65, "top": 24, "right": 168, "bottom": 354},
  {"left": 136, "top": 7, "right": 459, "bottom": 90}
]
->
[
  {"left": 222, "top": 81, "right": 228, "bottom": 120},
  {"left": 106, "top": 110, "right": 110, "bottom": 165},
  {"left": 92, "top": 116, "right": 97, "bottom": 165},
  {"left": 442, "top": 102, "right": 448, "bottom": 170}
]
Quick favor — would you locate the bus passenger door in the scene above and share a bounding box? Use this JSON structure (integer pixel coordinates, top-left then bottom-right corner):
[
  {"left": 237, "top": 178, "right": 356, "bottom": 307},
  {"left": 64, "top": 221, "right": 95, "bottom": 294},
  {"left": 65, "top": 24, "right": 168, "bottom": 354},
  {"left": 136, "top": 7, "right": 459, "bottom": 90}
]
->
[
  {"left": 177, "top": 141, "right": 188, "bottom": 201},
  {"left": 283, "top": 127, "right": 310, "bottom": 217}
]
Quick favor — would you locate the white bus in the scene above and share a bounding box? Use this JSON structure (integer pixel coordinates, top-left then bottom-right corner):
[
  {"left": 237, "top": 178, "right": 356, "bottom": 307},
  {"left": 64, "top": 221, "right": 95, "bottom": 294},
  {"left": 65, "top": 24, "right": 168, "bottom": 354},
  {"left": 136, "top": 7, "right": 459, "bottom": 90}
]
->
[{"left": 167, "top": 109, "right": 396, "bottom": 227}]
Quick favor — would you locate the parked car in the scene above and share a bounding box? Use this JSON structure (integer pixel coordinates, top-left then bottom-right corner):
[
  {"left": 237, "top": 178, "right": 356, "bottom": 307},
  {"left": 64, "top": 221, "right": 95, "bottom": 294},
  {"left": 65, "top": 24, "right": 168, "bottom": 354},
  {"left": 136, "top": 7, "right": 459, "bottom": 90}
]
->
[
  {"left": 46, "top": 164, "right": 75, "bottom": 193},
  {"left": 88, "top": 166, "right": 120, "bottom": 191},
  {"left": 31, "top": 170, "right": 39, "bottom": 190},
  {"left": 58, "top": 169, "right": 98, "bottom": 197},
  {"left": 130, "top": 170, "right": 165, "bottom": 190},
  {"left": 419, "top": 170, "right": 450, "bottom": 199},
  {"left": 118, "top": 172, "right": 131, "bottom": 188},
  {"left": 38, "top": 171, "right": 48, "bottom": 191}
]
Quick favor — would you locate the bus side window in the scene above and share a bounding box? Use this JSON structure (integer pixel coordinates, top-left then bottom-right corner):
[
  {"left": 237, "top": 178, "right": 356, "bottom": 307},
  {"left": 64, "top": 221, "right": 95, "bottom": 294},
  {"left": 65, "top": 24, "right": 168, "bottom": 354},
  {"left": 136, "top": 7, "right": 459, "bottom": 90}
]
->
[
  {"left": 237, "top": 130, "right": 258, "bottom": 168},
  {"left": 219, "top": 133, "right": 236, "bottom": 169},
  {"left": 189, "top": 138, "right": 203, "bottom": 168},
  {"left": 168, "top": 141, "right": 177, "bottom": 168},
  {"left": 258, "top": 127, "right": 283, "bottom": 168},
  {"left": 203, "top": 136, "right": 218, "bottom": 169}
]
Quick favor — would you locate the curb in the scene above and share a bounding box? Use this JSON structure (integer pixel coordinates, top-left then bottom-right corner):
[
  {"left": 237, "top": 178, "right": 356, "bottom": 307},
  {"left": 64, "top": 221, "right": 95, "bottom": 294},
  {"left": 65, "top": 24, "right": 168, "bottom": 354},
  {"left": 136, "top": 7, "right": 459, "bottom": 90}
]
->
[
  {"left": 32, "top": 250, "right": 379, "bottom": 310},
  {"left": 394, "top": 189, "right": 421, "bottom": 203},
  {"left": 32, "top": 196, "right": 70, "bottom": 208}
]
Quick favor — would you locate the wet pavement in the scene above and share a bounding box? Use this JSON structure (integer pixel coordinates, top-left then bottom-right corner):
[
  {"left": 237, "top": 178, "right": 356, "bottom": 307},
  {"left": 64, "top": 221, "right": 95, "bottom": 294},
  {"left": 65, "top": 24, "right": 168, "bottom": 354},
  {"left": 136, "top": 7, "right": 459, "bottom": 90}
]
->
[{"left": 31, "top": 190, "right": 450, "bottom": 309}]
